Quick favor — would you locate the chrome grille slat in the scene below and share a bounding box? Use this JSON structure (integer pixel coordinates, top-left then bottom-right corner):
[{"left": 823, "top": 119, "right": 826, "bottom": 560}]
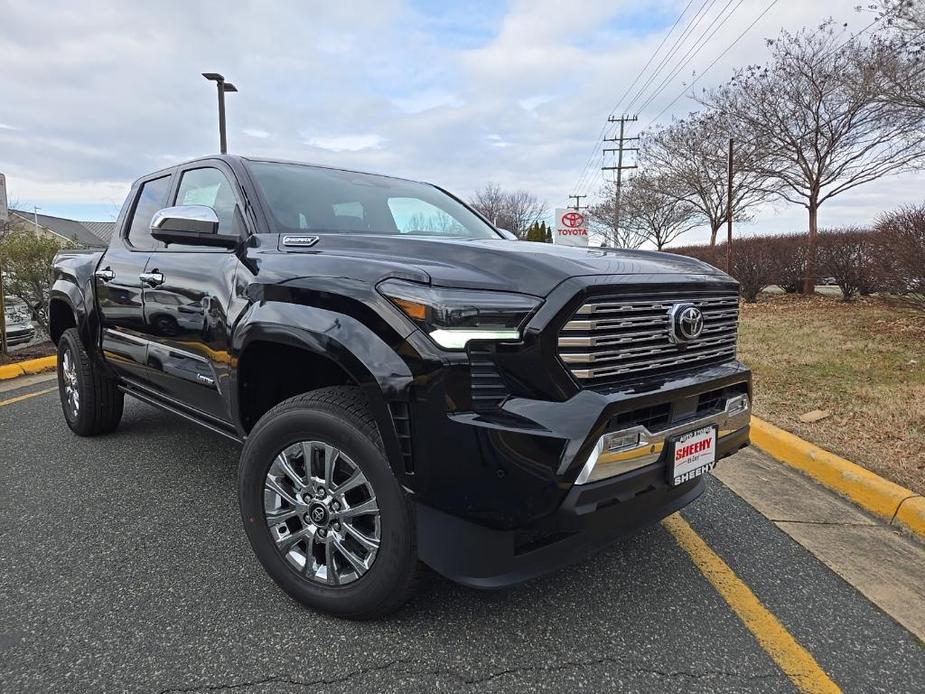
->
[
  {"left": 577, "top": 296, "right": 739, "bottom": 316},
  {"left": 559, "top": 289, "right": 739, "bottom": 384},
  {"left": 561, "top": 335, "right": 737, "bottom": 365}
]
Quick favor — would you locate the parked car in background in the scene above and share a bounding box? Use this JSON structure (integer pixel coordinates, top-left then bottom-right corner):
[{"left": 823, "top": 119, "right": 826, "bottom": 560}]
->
[{"left": 3, "top": 299, "right": 36, "bottom": 346}]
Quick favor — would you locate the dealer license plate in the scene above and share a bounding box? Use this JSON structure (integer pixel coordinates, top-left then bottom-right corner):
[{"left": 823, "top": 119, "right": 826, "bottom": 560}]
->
[{"left": 669, "top": 425, "right": 717, "bottom": 486}]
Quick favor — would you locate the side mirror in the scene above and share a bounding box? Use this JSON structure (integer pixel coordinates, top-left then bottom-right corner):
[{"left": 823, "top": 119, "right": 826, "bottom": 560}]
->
[
  {"left": 150, "top": 205, "right": 239, "bottom": 248},
  {"left": 497, "top": 228, "right": 518, "bottom": 241}
]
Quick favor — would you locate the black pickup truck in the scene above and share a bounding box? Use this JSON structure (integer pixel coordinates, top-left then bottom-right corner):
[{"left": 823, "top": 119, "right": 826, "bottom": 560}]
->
[{"left": 51, "top": 155, "right": 751, "bottom": 618}]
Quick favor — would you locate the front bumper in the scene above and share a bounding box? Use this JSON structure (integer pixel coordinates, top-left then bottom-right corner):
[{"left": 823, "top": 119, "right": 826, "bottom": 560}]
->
[
  {"left": 4, "top": 324, "right": 35, "bottom": 346},
  {"left": 412, "top": 362, "right": 751, "bottom": 587},
  {"left": 417, "top": 424, "right": 748, "bottom": 588}
]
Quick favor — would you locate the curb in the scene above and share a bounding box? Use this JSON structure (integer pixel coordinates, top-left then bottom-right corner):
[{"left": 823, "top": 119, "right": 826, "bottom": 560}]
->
[
  {"left": 0, "top": 355, "right": 57, "bottom": 381},
  {"left": 750, "top": 416, "right": 925, "bottom": 540}
]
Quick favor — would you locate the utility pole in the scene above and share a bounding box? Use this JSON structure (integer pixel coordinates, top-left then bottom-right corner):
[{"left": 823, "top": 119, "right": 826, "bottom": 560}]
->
[
  {"left": 33, "top": 206, "right": 40, "bottom": 234},
  {"left": 601, "top": 115, "right": 638, "bottom": 241},
  {"left": 726, "top": 138, "right": 733, "bottom": 274},
  {"left": 567, "top": 194, "right": 587, "bottom": 210},
  {"left": 202, "top": 73, "right": 238, "bottom": 154}
]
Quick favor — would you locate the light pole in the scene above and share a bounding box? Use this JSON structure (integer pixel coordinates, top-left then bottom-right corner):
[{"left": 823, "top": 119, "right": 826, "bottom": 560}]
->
[{"left": 202, "top": 73, "right": 238, "bottom": 154}]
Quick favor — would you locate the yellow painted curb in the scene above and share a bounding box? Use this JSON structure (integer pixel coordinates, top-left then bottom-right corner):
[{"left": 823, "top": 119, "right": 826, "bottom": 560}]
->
[
  {"left": 0, "top": 355, "right": 57, "bottom": 381},
  {"left": 751, "top": 416, "right": 925, "bottom": 539}
]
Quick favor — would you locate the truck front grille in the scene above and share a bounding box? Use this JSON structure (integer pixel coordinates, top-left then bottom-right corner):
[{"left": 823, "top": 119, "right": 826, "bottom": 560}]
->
[{"left": 557, "top": 289, "right": 739, "bottom": 384}]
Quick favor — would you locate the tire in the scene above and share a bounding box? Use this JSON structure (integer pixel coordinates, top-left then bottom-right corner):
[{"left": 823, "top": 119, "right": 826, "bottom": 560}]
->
[
  {"left": 239, "top": 386, "right": 419, "bottom": 619},
  {"left": 57, "top": 327, "right": 124, "bottom": 436}
]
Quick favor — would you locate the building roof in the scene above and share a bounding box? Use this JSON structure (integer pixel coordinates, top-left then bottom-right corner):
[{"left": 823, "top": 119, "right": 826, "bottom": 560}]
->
[
  {"left": 8, "top": 209, "right": 112, "bottom": 248},
  {"left": 79, "top": 220, "right": 116, "bottom": 244}
]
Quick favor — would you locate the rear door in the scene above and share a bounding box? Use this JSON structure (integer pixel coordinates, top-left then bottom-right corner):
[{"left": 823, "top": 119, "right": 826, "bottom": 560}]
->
[
  {"left": 136, "top": 163, "right": 244, "bottom": 422},
  {"left": 96, "top": 174, "right": 171, "bottom": 382}
]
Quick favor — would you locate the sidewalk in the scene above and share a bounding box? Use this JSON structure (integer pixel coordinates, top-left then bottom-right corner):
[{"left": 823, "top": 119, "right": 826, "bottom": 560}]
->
[{"left": 715, "top": 447, "right": 925, "bottom": 641}]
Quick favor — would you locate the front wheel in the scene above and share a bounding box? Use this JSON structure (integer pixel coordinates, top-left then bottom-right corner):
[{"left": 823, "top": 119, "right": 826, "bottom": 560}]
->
[
  {"left": 57, "top": 327, "right": 124, "bottom": 436},
  {"left": 238, "top": 387, "right": 419, "bottom": 619}
]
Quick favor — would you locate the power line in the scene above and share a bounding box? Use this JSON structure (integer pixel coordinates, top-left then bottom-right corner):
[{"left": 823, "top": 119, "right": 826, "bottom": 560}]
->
[
  {"left": 569, "top": 0, "right": 700, "bottom": 201},
  {"left": 633, "top": 0, "right": 747, "bottom": 116},
  {"left": 623, "top": 0, "right": 721, "bottom": 114},
  {"left": 575, "top": 0, "right": 722, "bottom": 199},
  {"left": 644, "top": 0, "right": 781, "bottom": 129}
]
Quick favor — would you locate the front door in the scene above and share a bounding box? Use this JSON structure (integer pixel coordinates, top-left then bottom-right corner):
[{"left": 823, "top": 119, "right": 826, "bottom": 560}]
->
[
  {"left": 138, "top": 165, "right": 243, "bottom": 423},
  {"left": 97, "top": 174, "right": 171, "bottom": 382}
]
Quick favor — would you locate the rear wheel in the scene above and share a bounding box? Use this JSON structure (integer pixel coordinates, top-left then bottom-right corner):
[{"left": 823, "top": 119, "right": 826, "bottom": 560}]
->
[
  {"left": 238, "top": 386, "right": 418, "bottom": 619},
  {"left": 57, "top": 327, "right": 124, "bottom": 436}
]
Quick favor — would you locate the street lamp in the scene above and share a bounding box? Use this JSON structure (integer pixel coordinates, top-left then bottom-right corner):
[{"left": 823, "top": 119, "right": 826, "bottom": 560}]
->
[{"left": 202, "top": 72, "right": 238, "bottom": 154}]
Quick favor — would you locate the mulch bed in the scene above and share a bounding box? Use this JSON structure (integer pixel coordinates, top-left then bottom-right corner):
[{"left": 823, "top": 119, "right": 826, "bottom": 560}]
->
[{"left": 0, "top": 341, "right": 56, "bottom": 365}]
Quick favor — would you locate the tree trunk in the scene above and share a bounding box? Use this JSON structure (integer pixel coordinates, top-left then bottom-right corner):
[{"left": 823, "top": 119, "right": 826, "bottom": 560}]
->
[
  {"left": 709, "top": 223, "right": 721, "bottom": 267},
  {"left": 802, "top": 202, "right": 818, "bottom": 294}
]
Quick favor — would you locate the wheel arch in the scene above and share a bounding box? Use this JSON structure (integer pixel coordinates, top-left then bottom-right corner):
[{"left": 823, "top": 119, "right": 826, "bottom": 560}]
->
[{"left": 231, "top": 302, "right": 416, "bottom": 484}]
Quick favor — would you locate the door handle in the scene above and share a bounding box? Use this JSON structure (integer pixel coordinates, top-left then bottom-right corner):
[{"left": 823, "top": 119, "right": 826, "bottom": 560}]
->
[
  {"left": 95, "top": 268, "right": 115, "bottom": 282},
  {"left": 139, "top": 271, "right": 165, "bottom": 287}
]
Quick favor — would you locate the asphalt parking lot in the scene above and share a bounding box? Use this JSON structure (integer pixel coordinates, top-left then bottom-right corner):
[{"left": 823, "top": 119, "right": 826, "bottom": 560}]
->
[{"left": 1, "top": 377, "right": 923, "bottom": 693}]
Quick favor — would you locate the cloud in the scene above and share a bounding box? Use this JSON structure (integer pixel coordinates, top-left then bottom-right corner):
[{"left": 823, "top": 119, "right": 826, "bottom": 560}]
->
[
  {"left": 0, "top": 0, "right": 917, "bottom": 244},
  {"left": 301, "top": 133, "right": 385, "bottom": 152}
]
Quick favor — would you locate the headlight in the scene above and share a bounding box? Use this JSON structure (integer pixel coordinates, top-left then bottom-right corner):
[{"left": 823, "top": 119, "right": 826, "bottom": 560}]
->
[{"left": 378, "top": 279, "right": 541, "bottom": 350}]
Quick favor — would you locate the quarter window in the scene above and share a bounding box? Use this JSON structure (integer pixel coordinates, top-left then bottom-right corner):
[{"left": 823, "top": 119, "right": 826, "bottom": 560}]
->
[{"left": 126, "top": 176, "right": 171, "bottom": 250}]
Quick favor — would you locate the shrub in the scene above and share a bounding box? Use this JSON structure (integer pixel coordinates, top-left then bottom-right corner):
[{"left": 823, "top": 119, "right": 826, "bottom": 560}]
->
[
  {"left": 669, "top": 237, "right": 775, "bottom": 302},
  {"left": 0, "top": 229, "right": 70, "bottom": 334},
  {"left": 728, "top": 236, "right": 779, "bottom": 302},
  {"left": 765, "top": 234, "right": 806, "bottom": 293},
  {"left": 816, "top": 228, "right": 880, "bottom": 301},
  {"left": 874, "top": 204, "right": 925, "bottom": 311}
]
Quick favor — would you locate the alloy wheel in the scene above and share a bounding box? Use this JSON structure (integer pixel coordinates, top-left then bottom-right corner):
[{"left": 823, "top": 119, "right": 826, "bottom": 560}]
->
[
  {"left": 61, "top": 348, "right": 80, "bottom": 418},
  {"left": 263, "top": 440, "right": 380, "bottom": 586}
]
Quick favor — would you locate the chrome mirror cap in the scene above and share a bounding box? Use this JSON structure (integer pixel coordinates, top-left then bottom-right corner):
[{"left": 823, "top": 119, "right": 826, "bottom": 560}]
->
[{"left": 150, "top": 205, "right": 220, "bottom": 235}]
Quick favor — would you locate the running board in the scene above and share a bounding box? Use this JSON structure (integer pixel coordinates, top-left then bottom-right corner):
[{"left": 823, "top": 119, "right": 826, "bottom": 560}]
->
[{"left": 118, "top": 383, "right": 243, "bottom": 444}]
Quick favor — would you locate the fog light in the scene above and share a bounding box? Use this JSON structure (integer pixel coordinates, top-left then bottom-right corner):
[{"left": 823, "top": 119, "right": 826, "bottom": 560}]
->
[
  {"left": 726, "top": 394, "right": 750, "bottom": 416},
  {"left": 603, "top": 430, "right": 643, "bottom": 453}
]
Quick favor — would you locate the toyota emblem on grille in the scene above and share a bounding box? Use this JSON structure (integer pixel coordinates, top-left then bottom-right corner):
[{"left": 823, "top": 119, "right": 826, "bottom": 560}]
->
[{"left": 668, "top": 303, "right": 704, "bottom": 343}]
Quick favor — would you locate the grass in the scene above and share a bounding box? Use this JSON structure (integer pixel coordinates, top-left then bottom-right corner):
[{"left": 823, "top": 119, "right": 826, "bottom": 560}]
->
[{"left": 738, "top": 293, "right": 925, "bottom": 495}]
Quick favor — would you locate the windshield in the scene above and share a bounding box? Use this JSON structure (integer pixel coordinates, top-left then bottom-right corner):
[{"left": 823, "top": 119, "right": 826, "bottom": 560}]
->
[{"left": 246, "top": 161, "right": 499, "bottom": 240}]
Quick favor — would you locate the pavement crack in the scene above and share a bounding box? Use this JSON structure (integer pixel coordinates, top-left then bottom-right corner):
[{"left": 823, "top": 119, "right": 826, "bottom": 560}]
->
[
  {"left": 889, "top": 494, "right": 921, "bottom": 525},
  {"left": 769, "top": 518, "right": 878, "bottom": 527},
  {"left": 157, "top": 658, "right": 415, "bottom": 693},
  {"left": 159, "top": 656, "right": 780, "bottom": 692}
]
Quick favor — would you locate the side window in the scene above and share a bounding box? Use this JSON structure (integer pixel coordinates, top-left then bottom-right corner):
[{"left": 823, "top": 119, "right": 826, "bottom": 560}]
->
[
  {"left": 126, "top": 176, "right": 171, "bottom": 250},
  {"left": 175, "top": 167, "right": 237, "bottom": 235}
]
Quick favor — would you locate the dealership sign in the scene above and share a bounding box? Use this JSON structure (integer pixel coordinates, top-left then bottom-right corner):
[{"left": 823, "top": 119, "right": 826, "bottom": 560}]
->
[{"left": 554, "top": 208, "right": 588, "bottom": 247}]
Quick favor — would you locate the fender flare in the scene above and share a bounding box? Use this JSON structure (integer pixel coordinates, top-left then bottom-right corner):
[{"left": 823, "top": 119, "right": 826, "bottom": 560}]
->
[
  {"left": 231, "top": 301, "right": 416, "bottom": 482},
  {"left": 48, "top": 281, "right": 93, "bottom": 350}
]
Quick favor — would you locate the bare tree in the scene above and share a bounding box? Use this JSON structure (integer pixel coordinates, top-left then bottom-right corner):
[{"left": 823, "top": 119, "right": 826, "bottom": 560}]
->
[
  {"left": 867, "top": 0, "right": 925, "bottom": 110},
  {"left": 639, "top": 111, "right": 772, "bottom": 250},
  {"left": 701, "top": 21, "right": 925, "bottom": 292},
  {"left": 469, "top": 183, "right": 545, "bottom": 238},
  {"left": 619, "top": 175, "right": 699, "bottom": 250},
  {"left": 587, "top": 183, "right": 646, "bottom": 249}
]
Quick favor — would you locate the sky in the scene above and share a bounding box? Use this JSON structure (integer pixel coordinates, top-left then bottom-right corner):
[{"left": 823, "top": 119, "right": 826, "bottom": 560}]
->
[{"left": 1, "top": 0, "right": 921, "bottom": 246}]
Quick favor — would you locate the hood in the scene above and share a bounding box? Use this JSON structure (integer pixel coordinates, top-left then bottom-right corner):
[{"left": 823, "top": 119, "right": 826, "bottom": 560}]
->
[
  {"left": 320, "top": 235, "right": 725, "bottom": 294},
  {"left": 261, "top": 234, "right": 730, "bottom": 297}
]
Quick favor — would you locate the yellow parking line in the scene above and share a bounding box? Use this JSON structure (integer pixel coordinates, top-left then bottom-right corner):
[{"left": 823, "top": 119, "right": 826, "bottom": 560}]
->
[
  {"left": 663, "top": 514, "right": 841, "bottom": 694},
  {"left": 0, "top": 387, "right": 57, "bottom": 408}
]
